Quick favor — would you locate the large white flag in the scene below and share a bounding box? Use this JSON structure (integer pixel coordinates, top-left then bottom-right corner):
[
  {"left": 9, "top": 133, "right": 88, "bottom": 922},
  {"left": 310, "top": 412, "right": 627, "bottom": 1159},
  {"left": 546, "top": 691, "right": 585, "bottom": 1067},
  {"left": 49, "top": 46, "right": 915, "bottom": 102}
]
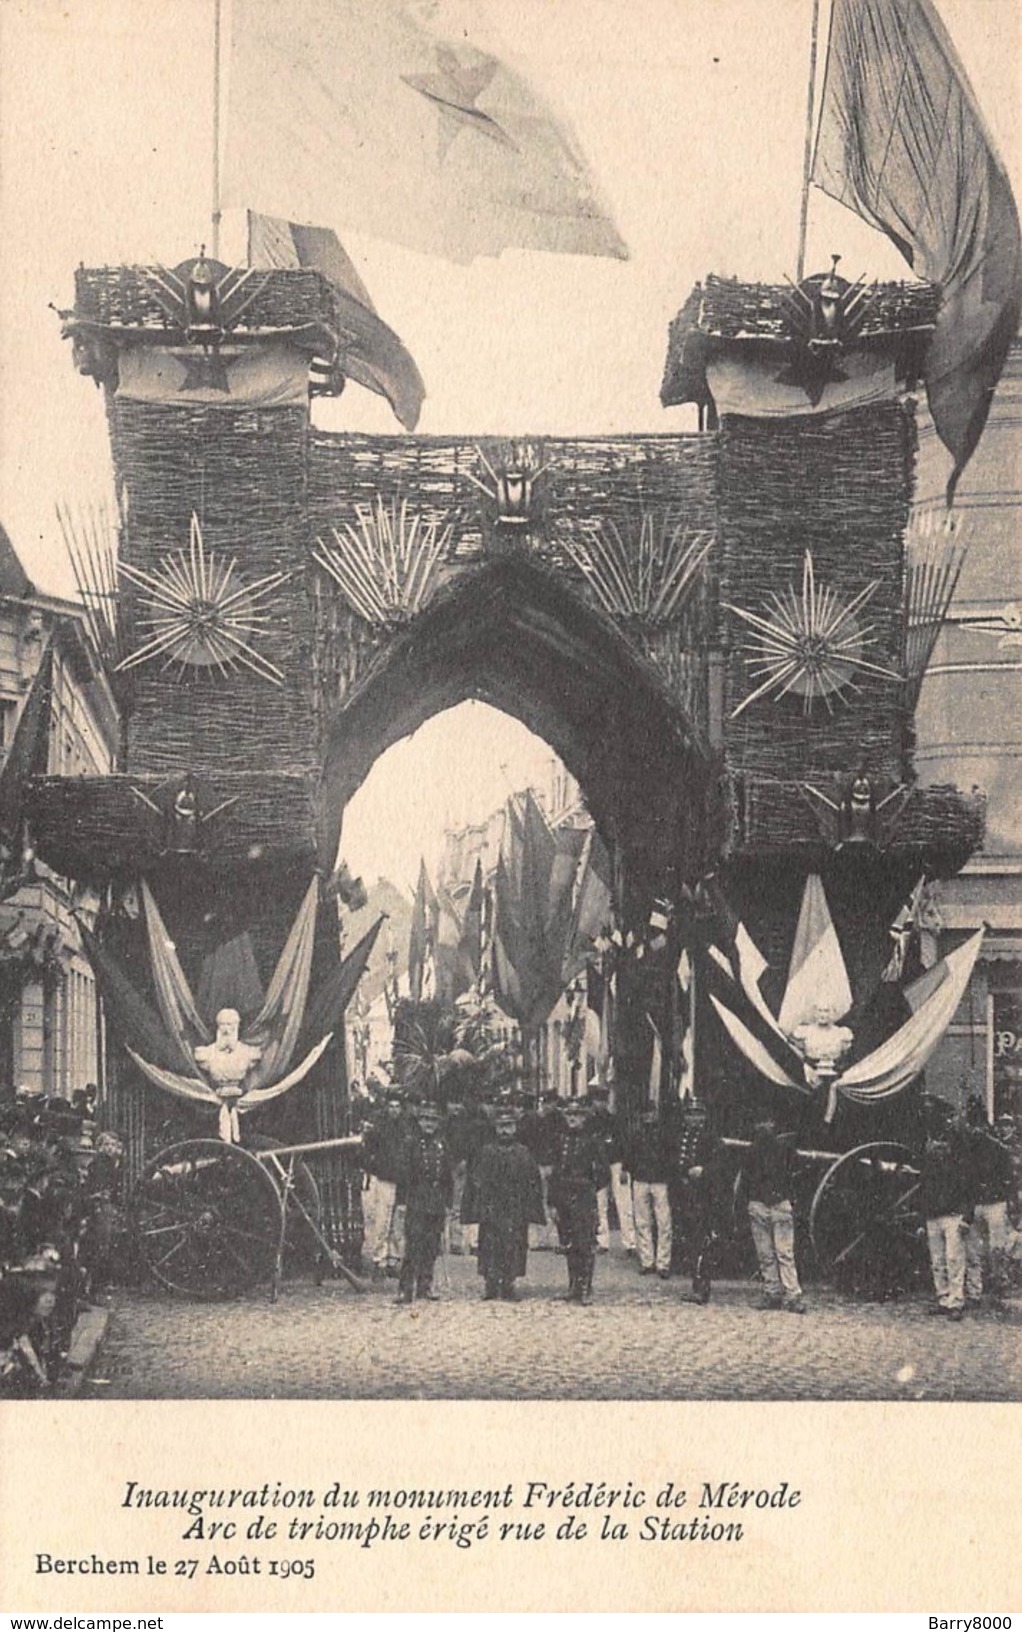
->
[{"left": 224, "top": 0, "right": 627, "bottom": 264}]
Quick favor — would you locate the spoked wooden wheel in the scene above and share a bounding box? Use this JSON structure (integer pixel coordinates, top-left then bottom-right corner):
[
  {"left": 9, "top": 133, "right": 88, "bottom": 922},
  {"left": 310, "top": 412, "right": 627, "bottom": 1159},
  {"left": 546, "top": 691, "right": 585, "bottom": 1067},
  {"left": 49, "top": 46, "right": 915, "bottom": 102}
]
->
[
  {"left": 809, "top": 1141, "right": 925, "bottom": 1290},
  {"left": 134, "top": 1140, "right": 284, "bottom": 1299}
]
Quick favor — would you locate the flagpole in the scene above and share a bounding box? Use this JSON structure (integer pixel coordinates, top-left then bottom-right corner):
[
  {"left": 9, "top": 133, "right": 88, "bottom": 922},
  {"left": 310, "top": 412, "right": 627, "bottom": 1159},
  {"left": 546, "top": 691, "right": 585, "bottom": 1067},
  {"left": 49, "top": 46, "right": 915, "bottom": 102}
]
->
[
  {"left": 211, "top": 0, "right": 223, "bottom": 258},
  {"left": 796, "top": 0, "right": 823, "bottom": 282}
]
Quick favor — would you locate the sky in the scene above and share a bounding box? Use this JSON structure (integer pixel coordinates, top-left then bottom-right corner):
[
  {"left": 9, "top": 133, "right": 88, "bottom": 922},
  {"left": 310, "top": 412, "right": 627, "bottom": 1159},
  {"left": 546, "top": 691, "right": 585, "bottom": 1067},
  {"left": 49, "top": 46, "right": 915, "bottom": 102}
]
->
[{"left": 0, "top": 0, "right": 1017, "bottom": 886}]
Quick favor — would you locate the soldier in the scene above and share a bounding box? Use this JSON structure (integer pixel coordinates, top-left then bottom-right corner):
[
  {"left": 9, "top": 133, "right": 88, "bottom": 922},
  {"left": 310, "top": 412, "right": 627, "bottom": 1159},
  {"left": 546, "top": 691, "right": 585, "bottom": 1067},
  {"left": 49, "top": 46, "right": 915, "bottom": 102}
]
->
[
  {"left": 548, "top": 1099, "right": 610, "bottom": 1305},
  {"left": 743, "top": 1119, "right": 806, "bottom": 1314},
  {"left": 361, "top": 1089, "right": 414, "bottom": 1277},
  {"left": 622, "top": 1105, "right": 676, "bottom": 1278},
  {"left": 394, "top": 1101, "right": 453, "bottom": 1305},
  {"left": 588, "top": 1084, "right": 630, "bottom": 1252},
  {"left": 918, "top": 1120, "right": 974, "bottom": 1320},
  {"left": 462, "top": 1106, "right": 546, "bottom": 1300},
  {"left": 674, "top": 1101, "right": 722, "bottom": 1304},
  {"left": 964, "top": 1116, "right": 1015, "bottom": 1305}
]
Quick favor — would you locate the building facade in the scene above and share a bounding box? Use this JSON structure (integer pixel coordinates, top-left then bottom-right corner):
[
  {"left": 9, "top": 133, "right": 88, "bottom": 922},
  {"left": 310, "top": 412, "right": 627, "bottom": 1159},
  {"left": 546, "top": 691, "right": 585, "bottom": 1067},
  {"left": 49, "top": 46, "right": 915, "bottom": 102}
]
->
[
  {"left": 912, "top": 342, "right": 1022, "bottom": 1119},
  {"left": 0, "top": 526, "right": 119, "bottom": 1100}
]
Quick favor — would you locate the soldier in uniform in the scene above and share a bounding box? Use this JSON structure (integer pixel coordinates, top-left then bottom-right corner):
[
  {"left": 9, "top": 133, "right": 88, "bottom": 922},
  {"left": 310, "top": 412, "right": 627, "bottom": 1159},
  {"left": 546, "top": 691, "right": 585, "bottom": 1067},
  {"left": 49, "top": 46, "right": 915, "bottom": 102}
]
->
[
  {"left": 394, "top": 1101, "right": 453, "bottom": 1305},
  {"left": 673, "top": 1101, "right": 722, "bottom": 1304},
  {"left": 361, "top": 1090, "right": 415, "bottom": 1278},
  {"left": 548, "top": 1099, "right": 610, "bottom": 1305},
  {"left": 462, "top": 1106, "right": 546, "bottom": 1300}
]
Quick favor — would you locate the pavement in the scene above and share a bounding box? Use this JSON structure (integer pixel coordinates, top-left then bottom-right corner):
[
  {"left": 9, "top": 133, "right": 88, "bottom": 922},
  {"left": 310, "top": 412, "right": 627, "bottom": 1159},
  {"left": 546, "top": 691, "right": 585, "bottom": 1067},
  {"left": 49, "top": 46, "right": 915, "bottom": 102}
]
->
[{"left": 83, "top": 1244, "right": 1021, "bottom": 1402}]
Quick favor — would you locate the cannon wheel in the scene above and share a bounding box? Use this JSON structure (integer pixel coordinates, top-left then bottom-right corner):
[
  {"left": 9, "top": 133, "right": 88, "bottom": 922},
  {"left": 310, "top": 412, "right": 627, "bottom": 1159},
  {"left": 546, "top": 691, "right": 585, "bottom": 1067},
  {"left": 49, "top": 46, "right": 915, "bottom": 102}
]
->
[
  {"left": 134, "top": 1139, "right": 284, "bottom": 1299},
  {"left": 245, "top": 1135, "right": 323, "bottom": 1274},
  {"left": 809, "top": 1141, "right": 925, "bottom": 1290}
]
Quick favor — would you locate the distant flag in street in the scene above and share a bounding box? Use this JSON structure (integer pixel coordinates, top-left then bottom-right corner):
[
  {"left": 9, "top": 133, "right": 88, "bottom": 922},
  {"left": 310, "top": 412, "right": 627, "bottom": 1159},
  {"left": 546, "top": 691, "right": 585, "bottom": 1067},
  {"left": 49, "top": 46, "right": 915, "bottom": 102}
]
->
[
  {"left": 812, "top": 0, "right": 1022, "bottom": 501},
  {"left": 408, "top": 859, "right": 439, "bottom": 1003},
  {"left": 776, "top": 875, "right": 853, "bottom": 1034},
  {"left": 247, "top": 210, "right": 425, "bottom": 430},
  {"left": 458, "top": 859, "right": 486, "bottom": 989},
  {"left": 225, "top": 0, "right": 627, "bottom": 265}
]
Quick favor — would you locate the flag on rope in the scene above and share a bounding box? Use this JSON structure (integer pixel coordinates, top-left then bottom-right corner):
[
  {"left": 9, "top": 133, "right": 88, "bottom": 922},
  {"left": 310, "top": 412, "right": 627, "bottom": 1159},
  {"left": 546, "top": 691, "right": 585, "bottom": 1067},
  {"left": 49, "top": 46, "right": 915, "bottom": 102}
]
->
[
  {"left": 247, "top": 210, "right": 426, "bottom": 430},
  {"left": 225, "top": 0, "right": 627, "bottom": 265},
  {"left": 812, "top": 0, "right": 1022, "bottom": 501}
]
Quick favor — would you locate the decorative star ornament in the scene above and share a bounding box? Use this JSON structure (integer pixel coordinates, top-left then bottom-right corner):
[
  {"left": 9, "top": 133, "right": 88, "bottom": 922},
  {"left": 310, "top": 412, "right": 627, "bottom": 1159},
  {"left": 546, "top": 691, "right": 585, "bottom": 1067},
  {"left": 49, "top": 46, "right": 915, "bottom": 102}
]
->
[
  {"left": 403, "top": 47, "right": 518, "bottom": 161},
  {"left": 725, "top": 551, "right": 901, "bottom": 717},
  {"left": 116, "top": 513, "right": 290, "bottom": 684}
]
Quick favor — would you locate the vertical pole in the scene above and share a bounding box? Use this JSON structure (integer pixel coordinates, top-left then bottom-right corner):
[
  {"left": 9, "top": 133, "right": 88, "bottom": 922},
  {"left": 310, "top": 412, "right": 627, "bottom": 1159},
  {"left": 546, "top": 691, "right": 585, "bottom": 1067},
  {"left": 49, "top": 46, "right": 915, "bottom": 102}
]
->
[
  {"left": 985, "top": 988, "right": 995, "bottom": 1120},
  {"left": 688, "top": 945, "right": 697, "bottom": 1103},
  {"left": 796, "top": 0, "right": 823, "bottom": 282},
  {"left": 212, "top": 0, "right": 223, "bottom": 258}
]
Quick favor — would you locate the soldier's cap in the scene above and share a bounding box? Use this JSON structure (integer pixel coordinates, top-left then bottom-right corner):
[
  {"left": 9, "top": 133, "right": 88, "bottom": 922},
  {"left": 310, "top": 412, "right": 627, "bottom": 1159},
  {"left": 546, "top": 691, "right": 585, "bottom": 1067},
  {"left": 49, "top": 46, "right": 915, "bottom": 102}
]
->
[
  {"left": 384, "top": 1089, "right": 403, "bottom": 1104},
  {"left": 563, "top": 1098, "right": 588, "bottom": 1115}
]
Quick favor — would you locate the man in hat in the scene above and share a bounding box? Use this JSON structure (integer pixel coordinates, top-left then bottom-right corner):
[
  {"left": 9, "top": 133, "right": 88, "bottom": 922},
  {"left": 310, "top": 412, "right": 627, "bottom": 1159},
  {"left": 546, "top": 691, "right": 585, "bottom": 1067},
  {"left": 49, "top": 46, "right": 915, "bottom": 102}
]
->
[
  {"left": 462, "top": 1106, "right": 546, "bottom": 1300},
  {"left": 622, "top": 1105, "right": 676, "bottom": 1279},
  {"left": 394, "top": 1101, "right": 453, "bottom": 1305},
  {"left": 674, "top": 1101, "right": 722, "bottom": 1304},
  {"left": 361, "top": 1090, "right": 415, "bottom": 1277},
  {"left": 963, "top": 1113, "right": 1014, "bottom": 1305},
  {"left": 519, "top": 1091, "right": 567, "bottom": 1249},
  {"left": 918, "top": 1118, "right": 973, "bottom": 1319},
  {"left": 548, "top": 1099, "right": 610, "bottom": 1304},
  {"left": 588, "top": 1083, "right": 630, "bottom": 1252},
  {"left": 743, "top": 1119, "right": 806, "bottom": 1313}
]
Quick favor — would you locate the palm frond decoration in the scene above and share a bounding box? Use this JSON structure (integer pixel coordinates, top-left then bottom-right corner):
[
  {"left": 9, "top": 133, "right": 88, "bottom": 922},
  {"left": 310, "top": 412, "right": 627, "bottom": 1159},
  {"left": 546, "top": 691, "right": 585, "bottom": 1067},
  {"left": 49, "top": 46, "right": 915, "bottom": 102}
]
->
[
  {"left": 115, "top": 512, "right": 290, "bottom": 685},
  {"left": 562, "top": 510, "right": 715, "bottom": 625},
  {"left": 56, "top": 499, "right": 123, "bottom": 671},
  {"left": 313, "top": 496, "right": 453, "bottom": 626},
  {"left": 725, "top": 550, "right": 902, "bottom": 718},
  {"left": 903, "top": 502, "right": 969, "bottom": 709}
]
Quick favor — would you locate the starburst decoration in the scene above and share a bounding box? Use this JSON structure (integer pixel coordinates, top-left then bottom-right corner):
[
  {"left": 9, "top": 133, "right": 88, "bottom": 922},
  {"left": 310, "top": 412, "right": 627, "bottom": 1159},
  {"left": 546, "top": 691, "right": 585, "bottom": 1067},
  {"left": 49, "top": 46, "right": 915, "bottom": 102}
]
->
[
  {"left": 725, "top": 551, "right": 901, "bottom": 718},
  {"left": 116, "top": 513, "right": 290, "bottom": 685},
  {"left": 314, "top": 496, "right": 452, "bottom": 625},
  {"left": 562, "top": 509, "right": 715, "bottom": 625}
]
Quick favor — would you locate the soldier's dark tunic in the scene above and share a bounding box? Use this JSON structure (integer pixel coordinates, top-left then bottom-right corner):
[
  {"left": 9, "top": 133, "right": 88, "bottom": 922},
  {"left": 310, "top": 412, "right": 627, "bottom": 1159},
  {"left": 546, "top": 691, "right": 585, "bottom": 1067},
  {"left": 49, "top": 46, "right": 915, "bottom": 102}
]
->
[
  {"left": 463, "top": 1139, "right": 546, "bottom": 1296},
  {"left": 549, "top": 1128, "right": 610, "bottom": 1300},
  {"left": 396, "top": 1131, "right": 454, "bottom": 1299},
  {"left": 674, "top": 1121, "right": 722, "bottom": 1300}
]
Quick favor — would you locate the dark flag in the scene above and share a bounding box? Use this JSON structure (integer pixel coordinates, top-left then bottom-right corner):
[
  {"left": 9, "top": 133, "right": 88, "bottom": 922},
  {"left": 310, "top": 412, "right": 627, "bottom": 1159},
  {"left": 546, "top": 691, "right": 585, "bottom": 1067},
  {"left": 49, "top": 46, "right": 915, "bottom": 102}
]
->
[
  {"left": 247, "top": 210, "right": 426, "bottom": 430},
  {"left": 458, "top": 859, "right": 485, "bottom": 988},
  {"left": 407, "top": 859, "right": 439, "bottom": 1003},
  {"left": 299, "top": 915, "right": 385, "bottom": 1049},
  {"left": 812, "top": 0, "right": 1022, "bottom": 500}
]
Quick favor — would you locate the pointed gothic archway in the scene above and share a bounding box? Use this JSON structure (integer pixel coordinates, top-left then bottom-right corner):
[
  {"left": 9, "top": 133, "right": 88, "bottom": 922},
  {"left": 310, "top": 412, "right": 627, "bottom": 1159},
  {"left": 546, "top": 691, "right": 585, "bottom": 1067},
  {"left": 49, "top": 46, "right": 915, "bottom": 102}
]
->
[
  {"left": 318, "top": 555, "right": 719, "bottom": 1102},
  {"left": 319, "top": 554, "right": 718, "bottom": 906}
]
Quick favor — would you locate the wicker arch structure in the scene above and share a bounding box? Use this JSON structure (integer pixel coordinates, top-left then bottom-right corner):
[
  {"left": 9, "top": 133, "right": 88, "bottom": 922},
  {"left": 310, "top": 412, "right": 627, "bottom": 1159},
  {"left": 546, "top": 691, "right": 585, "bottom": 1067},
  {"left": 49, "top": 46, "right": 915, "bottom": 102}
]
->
[{"left": 318, "top": 555, "right": 716, "bottom": 898}]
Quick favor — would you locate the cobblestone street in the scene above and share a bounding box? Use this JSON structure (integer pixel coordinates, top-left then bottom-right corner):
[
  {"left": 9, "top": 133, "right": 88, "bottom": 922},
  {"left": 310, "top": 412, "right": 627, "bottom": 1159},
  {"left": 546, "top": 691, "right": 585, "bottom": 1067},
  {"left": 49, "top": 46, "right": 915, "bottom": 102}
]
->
[{"left": 86, "top": 1244, "right": 1021, "bottom": 1402}]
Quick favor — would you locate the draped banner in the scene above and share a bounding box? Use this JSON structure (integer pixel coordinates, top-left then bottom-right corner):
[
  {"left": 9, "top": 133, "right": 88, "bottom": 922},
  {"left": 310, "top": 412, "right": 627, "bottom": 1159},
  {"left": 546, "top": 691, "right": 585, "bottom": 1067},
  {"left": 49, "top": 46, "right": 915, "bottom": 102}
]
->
[
  {"left": 812, "top": 0, "right": 1022, "bottom": 499},
  {"left": 83, "top": 886, "right": 382, "bottom": 1141},
  {"left": 711, "top": 929, "right": 985, "bottom": 1115}
]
